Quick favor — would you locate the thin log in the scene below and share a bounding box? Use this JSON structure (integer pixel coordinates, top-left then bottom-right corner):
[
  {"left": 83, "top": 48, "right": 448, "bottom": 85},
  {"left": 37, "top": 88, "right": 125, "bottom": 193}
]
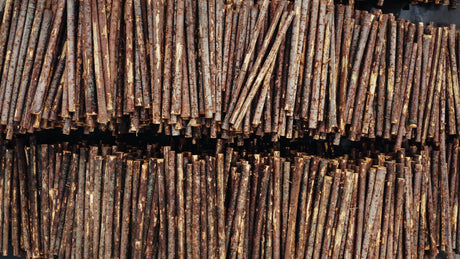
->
[
  {"left": 198, "top": 0, "right": 215, "bottom": 118},
  {"left": 409, "top": 23, "right": 424, "bottom": 128},
  {"left": 229, "top": 161, "right": 251, "bottom": 258},
  {"left": 29, "top": 0, "right": 65, "bottom": 114},
  {"left": 151, "top": 0, "right": 165, "bottom": 123},
  {"left": 231, "top": 11, "right": 295, "bottom": 129},
  {"left": 323, "top": 169, "right": 343, "bottom": 257},
  {"left": 227, "top": 1, "right": 285, "bottom": 128},
  {"left": 362, "top": 15, "right": 388, "bottom": 135},
  {"left": 344, "top": 13, "right": 375, "bottom": 124},
  {"left": 176, "top": 153, "right": 186, "bottom": 259},
  {"left": 284, "top": 157, "right": 304, "bottom": 258},
  {"left": 285, "top": 0, "right": 310, "bottom": 116},
  {"left": 422, "top": 28, "right": 442, "bottom": 144},
  {"left": 134, "top": 161, "right": 148, "bottom": 258},
  {"left": 393, "top": 176, "right": 406, "bottom": 258},
  {"left": 392, "top": 23, "right": 416, "bottom": 131},
  {"left": 349, "top": 19, "right": 379, "bottom": 139},
  {"left": 331, "top": 170, "right": 356, "bottom": 258},
  {"left": 344, "top": 171, "right": 360, "bottom": 259},
  {"left": 301, "top": 0, "right": 320, "bottom": 120},
  {"left": 120, "top": 160, "right": 134, "bottom": 259},
  {"left": 416, "top": 32, "right": 434, "bottom": 142},
  {"left": 222, "top": 0, "right": 272, "bottom": 128},
  {"left": 448, "top": 24, "right": 460, "bottom": 133},
  {"left": 337, "top": 6, "right": 354, "bottom": 131},
  {"left": 395, "top": 43, "right": 418, "bottom": 149},
  {"left": 384, "top": 17, "right": 397, "bottom": 139},
  {"left": 312, "top": 175, "right": 333, "bottom": 259},
  {"left": 309, "top": 0, "right": 328, "bottom": 128}
]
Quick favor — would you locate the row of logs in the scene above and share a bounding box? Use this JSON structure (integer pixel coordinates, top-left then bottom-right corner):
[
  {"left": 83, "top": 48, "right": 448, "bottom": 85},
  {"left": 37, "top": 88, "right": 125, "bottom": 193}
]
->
[
  {"left": 408, "top": 0, "right": 458, "bottom": 7},
  {"left": 0, "top": 0, "right": 459, "bottom": 145},
  {"left": 353, "top": 0, "right": 459, "bottom": 8},
  {"left": 0, "top": 136, "right": 456, "bottom": 258}
]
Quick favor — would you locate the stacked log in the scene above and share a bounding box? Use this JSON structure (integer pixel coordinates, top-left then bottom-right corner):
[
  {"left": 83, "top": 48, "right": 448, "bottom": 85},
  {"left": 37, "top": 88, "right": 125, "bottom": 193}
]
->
[
  {"left": 0, "top": 0, "right": 457, "bottom": 146},
  {"left": 353, "top": 0, "right": 458, "bottom": 8},
  {"left": 0, "top": 0, "right": 459, "bottom": 258},
  {"left": 0, "top": 137, "right": 454, "bottom": 258}
]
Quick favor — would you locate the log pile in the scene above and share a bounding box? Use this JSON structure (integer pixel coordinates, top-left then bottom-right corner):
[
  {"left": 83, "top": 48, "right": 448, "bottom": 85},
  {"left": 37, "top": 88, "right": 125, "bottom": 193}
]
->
[
  {"left": 0, "top": 0, "right": 459, "bottom": 258},
  {"left": 408, "top": 0, "right": 457, "bottom": 7},
  {"left": 0, "top": 137, "right": 454, "bottom": 258},
  {"left": 0, "top": 0, "right": 457, "bottom": 146},
  {"left": 353, "top": 0, "right": 458, "bottom": 8}
]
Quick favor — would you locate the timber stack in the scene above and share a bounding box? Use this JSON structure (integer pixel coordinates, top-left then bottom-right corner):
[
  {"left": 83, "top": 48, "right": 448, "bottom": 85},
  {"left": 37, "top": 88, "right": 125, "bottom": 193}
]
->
[
  {"left": 0, "top": 0, "right": 459, "bottom": 258},
  {"left": 0, "top": 138, "right": 455, "bottom": 258},
  {"left": 0, "top": 0, "right": 456, "bottom": 145}
]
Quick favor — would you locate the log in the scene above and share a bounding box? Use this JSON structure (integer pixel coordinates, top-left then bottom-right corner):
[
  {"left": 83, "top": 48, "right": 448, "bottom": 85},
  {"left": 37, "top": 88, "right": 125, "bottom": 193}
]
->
[
  {"left": 222, "top": 0, "right": 271, "bottom": 128},
  {"left": 331, "top": 170, "right": 356, "bottom": 258},
  {"left": 321, "top": 169, "right": 344, "bottom": 257},
  {"left": 284, "top": 0, "right": 310, "bottom": 117},
  {"left": 284, "top": 157, "right": 304, "bottom": 258},
  {"left": 312, "top": 175, "right": 333, "bottom": 259},
  {"left": 134, "top": 161, "right": 148, "bottom": 258},
  {"left": 231, "top": 11, "right": 295, "bottom": 129},
  {"left": 229, "top": 161, "right": 250, "bottom": 259},
  {"left": 349, "top": 19, "right": 379, "bottom": 139},
  {"left": 197, "top": 0, "right": 215, "bottom": 118},
  {"left": 176, "top": 153, "right": 186, "bottom": 259},
  {"left": 73, "top": 149, "right": 86, "bottom": 259},
  {"left": 28, "top": 0, "right": 65, "bottom": 115},
  {"left": 2, "top": 150, "right": 12, "bottom": 256},
  {"left": 344, "top": 13, "right": 375, "bottom": 125},
  {"left": 391, "top": 23, "right": 416, "bottom": 133},
  {"left": 191, "top": 157, "right": 201, "bottom": 259},
  {"left": 151, "top": 0, "right": 165, "bottom": 123},
  {"left": 120, "top": 160, "right": 134, "bottom": 259},
  {"left": 338, "top": 6, "right": 354, "bottom": 132},
  {"left": 251, "top": 164, "right": 270, "bottom": 259},
  {"left": 384, "top": 17, "right": 397, "bottom": 139},
  {"left": 309, "top": 0, "right": 329, "bottom": 128}
]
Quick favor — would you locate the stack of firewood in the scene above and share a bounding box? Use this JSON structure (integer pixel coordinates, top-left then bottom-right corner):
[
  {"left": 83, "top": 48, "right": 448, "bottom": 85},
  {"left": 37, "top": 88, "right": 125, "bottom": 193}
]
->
[
  {"left": 409, "top": 0, "right": 458, "bottom": 7},
  {"left": 353, "top": 0, "right": 458, "bottom": 8},
  {"left": 0, "top": 0, "right": 460, "bottom": 258},
  {"left": 0, "top": 0, "right": 457, "bottom": 146},
  {"left": 0, "top": 138, "right": 455, "bottom": 258}
]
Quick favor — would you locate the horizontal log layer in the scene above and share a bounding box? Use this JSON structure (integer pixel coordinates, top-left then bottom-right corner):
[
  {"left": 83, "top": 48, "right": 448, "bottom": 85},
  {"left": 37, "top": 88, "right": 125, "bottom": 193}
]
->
[
  {"left": 0, "top": 0, "right": 457, "bottom": 146},
  {"left": 355, "top": 0, "right": 459, "bottom": 8},
  {"left": 0, "top": 136, "right": 456, "bottom": 258}
]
